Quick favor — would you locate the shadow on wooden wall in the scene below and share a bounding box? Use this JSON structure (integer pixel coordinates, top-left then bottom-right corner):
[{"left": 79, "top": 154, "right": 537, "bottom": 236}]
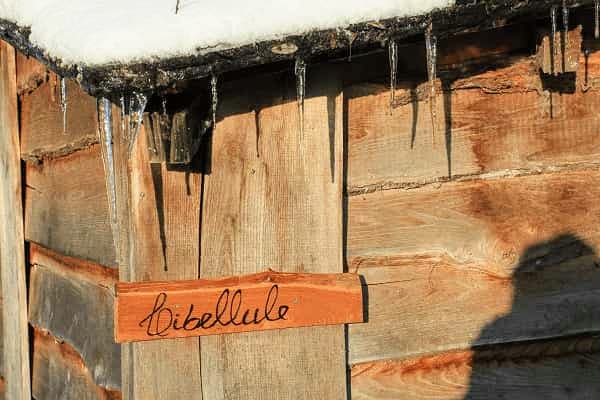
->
[{"left": 464, "top": 233, "right": 600, "bottom": 399}]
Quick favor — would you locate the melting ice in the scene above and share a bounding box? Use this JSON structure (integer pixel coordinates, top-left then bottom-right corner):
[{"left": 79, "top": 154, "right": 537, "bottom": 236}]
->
[
  {"left": 128, "top": 92, "right": 148, "bottom": 155},
  {"left": 425, "top": 25, "right": 437, "bottom": 142},
  {"left": 97, "top": 98, "right": 119, "bottom": 251},
  {"left": 294, "top": 58, "right": 306, "bottom": 137},
  {"left": 211, "top": 74, "right": 218, "bottom": 129},
  {"left": 388, "top": 38, "right": 398, "bottom": 113},
  {"left": 59, "top": 77, "right": 67, "bottom": 134}
]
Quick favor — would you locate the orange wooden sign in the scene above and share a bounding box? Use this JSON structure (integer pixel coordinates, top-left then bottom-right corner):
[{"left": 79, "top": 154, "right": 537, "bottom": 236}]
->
[{"left": 114, "top": 270, "right": 364, "bottom": 343}]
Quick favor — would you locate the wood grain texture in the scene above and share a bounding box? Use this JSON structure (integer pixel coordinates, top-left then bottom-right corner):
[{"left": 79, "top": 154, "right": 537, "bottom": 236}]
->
[
  {"left": 347, "top": 169, "right": 600, "bottom": 364},
  {"left": 29, "top": 245, "right": 120, "bottom": 389},
  {"left": 0, "top": 40, "right": 31, "bottom": 400},
  {"left": 15, "top": 52, "right": 47, "bottom": 95},
  {"left": 347, "top": 169, "right": 600, "bottom": 272},
  {"left": 346, "top": 51, "right": 600, "bottom": 193},
  {"left": 0, "top": 277, "right": 3, "bottom": 400},
  {"left": 24, "top": 144, "right": 117, "bottom": 267},
  {"left": 108, "top": 108, "right": 204, "bottom": 399},
  {"left": 32, "top": 329, "right": 122, "bottom": 400},
  {"left": 351, "top": 335, "right": 600, "bottom": 399},
  {"left": 116, "top": 271, "right": 363, "bottom": 342},
  {"left": 199, "top": 66, "right": 346, "bottom": 400},
  {"left": 20, "top": 76, "right": 98, "bottom": 161}
]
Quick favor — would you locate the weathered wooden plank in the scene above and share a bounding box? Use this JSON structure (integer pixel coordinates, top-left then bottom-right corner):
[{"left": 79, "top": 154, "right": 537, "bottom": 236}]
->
[
  {"left": 0, "top": 40, "right": 31, "bottom": 400},
  {"left": 28, "top": 244, "right": 120, "bottom": 390},
  {"left": 349, "top": 248, "right": 600, "bottom": 364},
  {"left": 30, "top": 243, "right": 118, "bottom": 285},
  {"left": 0, "top": 244, "right": 3, "bottom": 400},
  {"left": 200, "top": 66, "right": 346, "bottom": 400},
  {"left": 32, "top": 329, "right": 121, "bottom": 400},
  {"left": 108, "top": 108, "right": 204, "bottom": 398},
  {"left": 347, "top": 169, "right": 600, "bottom": 363},
  {"left": 15, "top": 52, "right": 47, "bottom": 95},
  {"left": 351, "top": 335, "right": 600, "bottom": 399},
  {"left": 348, "top": 169, "right": 600, "bottom": 272},
  {"left": 116, "top": 271, "right": 363, "bottom": 342},
  {"left": 20, "top": 76, "right": 98, "bottom": 161},
  {"left": 0, "top": 290, "right": 3, "bottom": 400},
  {"left": 24, "top": 144, "right": 117, "bottom": 267},
  {"left": 346, "top": 50, "right": 600, "bottom": 193}
]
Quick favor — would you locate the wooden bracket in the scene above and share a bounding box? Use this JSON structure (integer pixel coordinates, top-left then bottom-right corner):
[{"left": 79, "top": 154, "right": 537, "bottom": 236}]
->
[
  {"left": 536, "top": 25, "right": 582, "bottom": 75},
  {"left": 145, "top": 110, "right": 209, "bottom": 164}
]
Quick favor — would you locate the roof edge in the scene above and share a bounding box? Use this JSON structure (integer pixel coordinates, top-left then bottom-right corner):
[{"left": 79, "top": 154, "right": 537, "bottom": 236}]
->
[{"left": 0, "top": 0, "right": 591, "bottom": 96}]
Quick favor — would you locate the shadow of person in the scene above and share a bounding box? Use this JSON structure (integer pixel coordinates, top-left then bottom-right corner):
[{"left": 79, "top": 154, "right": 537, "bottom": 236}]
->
[{"left": 463, "top": 234, "right": 600, "bottom": 400}]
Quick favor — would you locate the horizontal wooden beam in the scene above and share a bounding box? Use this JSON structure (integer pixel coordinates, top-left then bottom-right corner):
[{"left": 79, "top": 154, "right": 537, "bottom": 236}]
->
[
  {"left": 115, "top": 271, "right": 364, "bottom": 343},
  {"left": 351, "top": 334, "right": 600, "bottom": 399},
  {"left": 24, "top": 144, "right": 117, "bottom": 267}
]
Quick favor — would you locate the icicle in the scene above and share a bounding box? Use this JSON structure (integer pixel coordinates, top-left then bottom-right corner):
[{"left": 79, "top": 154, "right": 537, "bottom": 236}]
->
[
  {"left": 128, "top": 93, "right": 148, "bottom": 155},
  {"left": 583, "top": 48, "right": 591, "bottom": 92},
  {"left": 551, "top": 7, "right": 557, "bottom": 44},
  {"left": 59, "top": 77, "right": 67, "bottom": 134},
  {"left": 562, "top": 1, "right": 569, "bottom": 45},
  {"left": 425, "top": 25, "right": 437, "bottom": 142},
  {"left": 210, "top": 74, "right": 218, "bottom": 129},
  {"left": 294, "top": 58, "right": 306, "bottom": 138},
  {"left": 388, "top": 39, "right": 398, "bottom": 113},
  {"left": 344, "top": 30, "right": 355, "bottom": 62},
  {"left": 594, "top": 0, "right": 600, "bottom": 39},
  {"left": 551, "top": 6, "right": 557, "bottom": 75},
  {"left": 119, "top": 95, "right": 127, "bottom": 140},
  {"left": 97, "top": 98, "right": 119, "bottom": 252},
  {"left": 562, "top": 0, "right": 569, "bottom": 44}
]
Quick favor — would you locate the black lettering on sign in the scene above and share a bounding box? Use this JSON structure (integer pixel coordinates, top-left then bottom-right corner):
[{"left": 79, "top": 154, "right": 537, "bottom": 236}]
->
[{"left": 138, "top": 284, "right": 290, "bottom": 337}]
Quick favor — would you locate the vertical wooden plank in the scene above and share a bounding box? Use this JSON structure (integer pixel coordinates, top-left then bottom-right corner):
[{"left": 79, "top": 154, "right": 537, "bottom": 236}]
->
[
  {"left": 0, "top": 41, "right": 31, "bottom": 399},
  {"left": 108, "top": 107, "right": 203, "bottom": 399},
  {"left": 200, "top": 66, "right": 346, "bottom": 399},
  {"left": 0, "top": 258, "right": 4, "bottom": 400}
]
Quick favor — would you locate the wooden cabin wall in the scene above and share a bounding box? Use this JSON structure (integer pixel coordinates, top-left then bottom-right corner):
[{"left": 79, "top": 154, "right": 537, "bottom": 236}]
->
[
  {"left": 17, "top": 53, "right": 121, "bottom": 399},
  {"left": 346, "top": 22, "right": 600, "bottom": 399},
  {"left": 9, "top": 11, "right": 600, "bottom": 400}
]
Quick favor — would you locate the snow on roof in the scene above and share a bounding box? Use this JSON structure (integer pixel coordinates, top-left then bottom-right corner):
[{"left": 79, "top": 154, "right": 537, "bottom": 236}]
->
[{"left": 0, "top": 0, "right": 453, "bottom": 66}]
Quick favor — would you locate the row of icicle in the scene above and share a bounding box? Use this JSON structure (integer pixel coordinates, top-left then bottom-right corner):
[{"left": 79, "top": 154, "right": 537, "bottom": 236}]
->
[
  {"left": 386, "top": 1, "right": 600, "bottom": 140},
  {"left": 58, "top": 0, "right": 600, "bottom": 155}
]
